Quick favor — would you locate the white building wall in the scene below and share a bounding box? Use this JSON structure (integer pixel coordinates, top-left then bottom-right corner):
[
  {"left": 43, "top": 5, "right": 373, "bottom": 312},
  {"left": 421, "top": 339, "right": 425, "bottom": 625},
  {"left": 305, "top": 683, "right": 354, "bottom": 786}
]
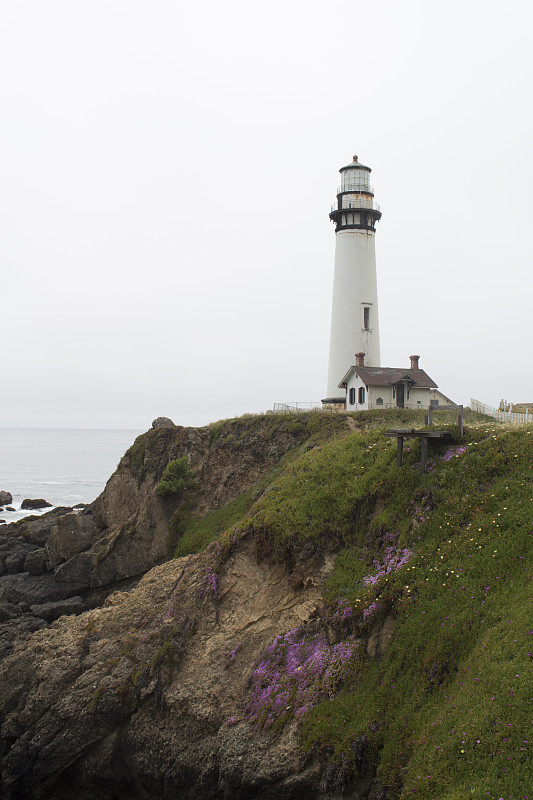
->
[
  {"left": 368, "top": 385, "right": 393, "bottom": 408},
  {"left": 344, "top": 374, "right": 431, "bottom": 410},
  {"left": 429, "top": 389, "right": 456, "bottom": 406},
  {"left": 326, "top": 229, "right": 380, "bottom": 398},
  {"left": 408, "top": 387, "right": 431, "bottom": 408}
]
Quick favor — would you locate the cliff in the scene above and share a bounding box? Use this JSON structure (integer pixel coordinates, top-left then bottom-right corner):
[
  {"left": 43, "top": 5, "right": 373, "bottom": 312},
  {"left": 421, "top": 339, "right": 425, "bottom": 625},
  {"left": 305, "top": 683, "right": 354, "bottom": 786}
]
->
[{"left": 0, "top": 410, "right": 530, "bottom": 799}]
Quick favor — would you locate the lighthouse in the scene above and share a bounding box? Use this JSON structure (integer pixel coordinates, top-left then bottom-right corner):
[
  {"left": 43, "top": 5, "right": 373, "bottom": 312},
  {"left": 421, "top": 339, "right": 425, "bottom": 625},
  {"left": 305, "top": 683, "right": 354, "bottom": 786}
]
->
[{"left": 323, "top": 155, "right": 382, "bottom": 405}]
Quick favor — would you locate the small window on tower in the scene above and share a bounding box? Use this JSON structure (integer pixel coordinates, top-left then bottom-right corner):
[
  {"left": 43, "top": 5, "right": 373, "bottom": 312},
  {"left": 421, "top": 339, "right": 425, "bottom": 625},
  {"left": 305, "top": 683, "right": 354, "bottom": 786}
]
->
[{"left": 363, "top": 307, "right": 370, "bottom": 330}]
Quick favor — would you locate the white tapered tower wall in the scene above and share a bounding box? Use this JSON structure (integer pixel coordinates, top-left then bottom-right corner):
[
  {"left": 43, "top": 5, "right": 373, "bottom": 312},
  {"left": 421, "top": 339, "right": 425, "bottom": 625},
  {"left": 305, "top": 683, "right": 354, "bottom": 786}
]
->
[
  {"left": 326, "top": 230, "right": 380, "bottom": 398},
  {"left": 324, "top": 155, "right": 382, "bottom": 402}
]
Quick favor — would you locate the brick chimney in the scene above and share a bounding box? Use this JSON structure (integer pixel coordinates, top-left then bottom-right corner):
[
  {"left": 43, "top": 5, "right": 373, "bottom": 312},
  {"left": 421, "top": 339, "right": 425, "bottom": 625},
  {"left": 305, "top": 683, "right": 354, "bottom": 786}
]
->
[
  {"left": 409, "top": 354, "right": 420, "bottom": 369},
  {"left": 355, "top": 352, "right": 365, "bottom": 367}
]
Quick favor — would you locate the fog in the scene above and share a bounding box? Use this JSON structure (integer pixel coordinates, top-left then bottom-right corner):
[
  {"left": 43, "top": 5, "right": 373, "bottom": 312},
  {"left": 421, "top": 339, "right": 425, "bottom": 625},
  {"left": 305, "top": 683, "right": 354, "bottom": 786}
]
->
[{"left": 2, "top": 0, "right": 532, "bottom": 428}]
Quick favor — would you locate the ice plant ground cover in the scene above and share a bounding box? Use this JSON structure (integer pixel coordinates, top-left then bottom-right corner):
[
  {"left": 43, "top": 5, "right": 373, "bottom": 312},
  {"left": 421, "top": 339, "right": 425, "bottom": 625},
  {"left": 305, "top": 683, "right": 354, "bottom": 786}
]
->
[
  {"left": 247, "top": 628, "right": 361, "bottom": 730},
  {"left": 165, "top": 409, "right": 530, "bottom": 798},
  {"left": 225, "top": 418, "right": 531, "bottom": 799}
]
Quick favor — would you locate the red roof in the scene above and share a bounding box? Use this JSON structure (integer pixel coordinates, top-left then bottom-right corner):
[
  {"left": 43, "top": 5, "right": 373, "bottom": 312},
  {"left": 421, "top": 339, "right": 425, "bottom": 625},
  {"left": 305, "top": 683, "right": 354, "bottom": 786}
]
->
[{"left": 340, "top": 366, "right": 438, "bottom": 389}]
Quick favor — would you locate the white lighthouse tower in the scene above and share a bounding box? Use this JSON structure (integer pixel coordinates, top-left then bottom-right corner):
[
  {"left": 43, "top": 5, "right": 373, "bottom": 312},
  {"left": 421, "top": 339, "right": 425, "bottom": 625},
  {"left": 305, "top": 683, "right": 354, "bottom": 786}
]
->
[{"left": 324, "top": 154, "right": 382, "bottom": 405}]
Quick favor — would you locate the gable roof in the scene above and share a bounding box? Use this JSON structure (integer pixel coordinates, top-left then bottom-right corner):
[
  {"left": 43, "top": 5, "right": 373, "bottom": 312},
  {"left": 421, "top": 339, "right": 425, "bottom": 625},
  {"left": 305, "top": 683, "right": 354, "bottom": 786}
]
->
[{"left": 339, "top": 366, "right": 438, "bottom": 390}]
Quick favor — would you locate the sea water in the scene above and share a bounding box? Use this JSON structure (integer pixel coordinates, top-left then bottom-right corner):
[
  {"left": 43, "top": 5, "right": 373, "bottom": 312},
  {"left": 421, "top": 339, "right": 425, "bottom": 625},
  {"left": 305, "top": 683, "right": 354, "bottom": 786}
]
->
[{"left": 0, "top": 428, "right": 143, "bottom": 523}]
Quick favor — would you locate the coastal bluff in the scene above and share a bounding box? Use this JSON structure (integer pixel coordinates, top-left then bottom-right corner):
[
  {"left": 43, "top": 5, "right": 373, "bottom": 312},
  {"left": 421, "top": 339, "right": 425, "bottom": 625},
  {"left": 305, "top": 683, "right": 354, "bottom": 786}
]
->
[
  {"left": 0, "top": 413, "right": 362, "bottom": 799},
  {"left": 0, "top": 410, "right": 530, "bottom": 799}
]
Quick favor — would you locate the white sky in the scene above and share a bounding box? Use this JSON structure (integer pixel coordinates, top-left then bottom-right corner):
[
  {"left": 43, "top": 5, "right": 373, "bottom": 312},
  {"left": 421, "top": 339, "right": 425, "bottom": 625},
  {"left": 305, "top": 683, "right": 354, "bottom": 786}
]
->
[{"left": 1, "top": 0, "right": 532, "bottom": 428}]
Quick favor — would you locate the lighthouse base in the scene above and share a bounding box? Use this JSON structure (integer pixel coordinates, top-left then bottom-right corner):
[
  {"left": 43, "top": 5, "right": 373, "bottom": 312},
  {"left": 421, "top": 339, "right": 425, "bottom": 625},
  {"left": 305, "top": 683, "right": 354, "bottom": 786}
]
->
[{"left": 321, "top": 397, "right": 346, "bottom": 411}]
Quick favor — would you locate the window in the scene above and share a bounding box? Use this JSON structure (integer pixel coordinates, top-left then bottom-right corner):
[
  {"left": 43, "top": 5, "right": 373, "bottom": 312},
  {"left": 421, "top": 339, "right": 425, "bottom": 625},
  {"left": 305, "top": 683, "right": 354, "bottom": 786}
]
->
[
  {"left": 358, "top": 387, "right": 366, "bottom": 404},
  {"left": 363, "top": 307, "right": 370, "bottom": 330},
  {"left": 376, "top": 397, "right": 383, "bottom": 406},
  {"left": 430, "top": 399, "right": 439, "bottom": 407},
  {"left": 349, "top": 388, "right": 356, "bottom": 405}
]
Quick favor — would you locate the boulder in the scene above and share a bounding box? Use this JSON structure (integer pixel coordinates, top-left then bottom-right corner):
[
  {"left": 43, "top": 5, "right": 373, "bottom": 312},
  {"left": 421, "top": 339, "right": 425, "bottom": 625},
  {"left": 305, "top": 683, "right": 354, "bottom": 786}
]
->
[
  {"left": 45, "top": 512, "right": 98, "bottom": 569},
  {"left": 2, "top": 542, "right": 36, "bottom": 575},
  {"left": 152, "top": 416, "right": 176, "bottom": 429},
  {"left": 0, "top": 572, "right": 87, "bottom": 606},
  {"left": 0, "top": 491, "right": 12, "bottom": 506},
  {"left": 4, "top": 553, "right": 27, "bottom": 574},
  {"left": 21, "top": 499, "right": 53, "bottom": 510},
  {"left": 24, "top": 548, "right": 48, "bottom": 575},
  {"left": 0, "top": 602, "right": 22, "bottom": 622},
  {"left": 30, "top": 596, "right": 86, "bottom": 622},
  {"left": 6, "top": 507, "right": 15, "bottom": 512},
  {"left": 15, "top": 507, "right": 73, "bottom": 547}
]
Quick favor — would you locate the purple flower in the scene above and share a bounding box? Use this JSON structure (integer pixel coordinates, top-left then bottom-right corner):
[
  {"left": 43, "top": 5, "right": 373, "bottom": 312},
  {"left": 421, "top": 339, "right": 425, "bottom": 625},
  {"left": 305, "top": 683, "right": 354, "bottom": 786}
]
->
[
  {"left": 362, "top": 545, "right": 414, "bottom": 586},
  {"left": 246, "top": 628, "right": 361, "bottom": 729},
  {"left": 362, "top": 601, "right": 381, "bottom": 622},
  {"left": 441, "top": 446, "right": 466, "bottom": 462},
  {"left": 203, "top": 566, "right": 218, "bottom": 596}
]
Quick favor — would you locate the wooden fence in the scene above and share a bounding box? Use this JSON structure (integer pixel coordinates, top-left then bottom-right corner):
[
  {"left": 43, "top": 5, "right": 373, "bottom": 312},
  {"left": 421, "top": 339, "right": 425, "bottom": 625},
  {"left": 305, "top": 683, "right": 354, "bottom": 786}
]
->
[{"left": 470, "top": 398, "right": 532, "bottom": 425}]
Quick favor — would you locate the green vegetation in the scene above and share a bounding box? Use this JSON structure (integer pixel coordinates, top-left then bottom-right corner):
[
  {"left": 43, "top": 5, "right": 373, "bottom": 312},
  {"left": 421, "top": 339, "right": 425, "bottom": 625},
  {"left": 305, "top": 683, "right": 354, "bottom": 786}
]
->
[
  {"left": 157, "top": 456, "right": 194, "bottom": 497},
  {"left": 174, "top": 488, "right": 255, "bottom": 557},
  {"left": 207, "top": 410, "right": 350, "bottom": 450},
  {"left": 173, "top": 410, "right": 359, "bottom": 557},
  {"left": 124, "top": 436, "right": 146, "bottom": 481},
  {"left": 173, "top": 411, "right": 530, "bottom": 798},
  {"left": 247, "top": 422, "right": 532, "bottom": 799},
  {"left": 151, "top": 640, "right": 177, "bottom": 670}
]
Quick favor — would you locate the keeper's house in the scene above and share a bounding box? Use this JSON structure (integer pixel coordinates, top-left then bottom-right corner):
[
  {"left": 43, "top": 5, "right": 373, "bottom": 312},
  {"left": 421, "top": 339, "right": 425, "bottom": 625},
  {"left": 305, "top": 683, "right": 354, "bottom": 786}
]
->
[{"left": 340, "top": 353, "right": 438, "bottom": 411}]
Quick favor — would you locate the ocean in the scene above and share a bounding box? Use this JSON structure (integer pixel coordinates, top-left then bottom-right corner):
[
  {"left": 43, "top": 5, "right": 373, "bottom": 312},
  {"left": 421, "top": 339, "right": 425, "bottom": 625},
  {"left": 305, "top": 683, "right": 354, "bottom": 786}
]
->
[{"left": 0, "top": 427, "right": 143, "bottom": 523}]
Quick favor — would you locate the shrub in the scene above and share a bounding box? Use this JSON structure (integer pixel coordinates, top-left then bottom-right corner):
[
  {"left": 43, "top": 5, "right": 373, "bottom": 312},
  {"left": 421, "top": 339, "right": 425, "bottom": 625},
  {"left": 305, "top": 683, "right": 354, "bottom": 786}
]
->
[{"left": 157, "top": 456, "right": 194, "bottom": 497}]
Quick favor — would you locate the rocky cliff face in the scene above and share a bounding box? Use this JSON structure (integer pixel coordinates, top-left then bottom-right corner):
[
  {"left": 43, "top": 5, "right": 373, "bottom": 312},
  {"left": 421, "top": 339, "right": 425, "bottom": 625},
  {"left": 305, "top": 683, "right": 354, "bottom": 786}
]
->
[
  {"left": 0, "top": 536, "right": 341, "bottom": 799},
  {"left": 0, "top": 415, "right": 338, "bottom": 642},
  {"left": 1, "top": 413, "right": 390, "bottom": 799}
]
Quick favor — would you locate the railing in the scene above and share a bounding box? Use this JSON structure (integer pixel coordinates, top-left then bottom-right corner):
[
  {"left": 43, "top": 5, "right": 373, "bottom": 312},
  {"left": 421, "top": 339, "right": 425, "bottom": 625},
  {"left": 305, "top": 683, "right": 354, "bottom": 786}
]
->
[
  {"left": 273, "top": 402, "right": 322, "bottom": 413},
  {"left": 330, "top": 199, "right": 381, "bottom": 212},
  {"left": 470, "top": 398, "right": 532, "bottom": 424},
  {"left": 275, "top": 402, "right": 451, "bottom": 413},
  {"left": 359, "top": 402, "right": 434, "bottom": 410},
  {"left": 337, "top": 182, "right": 374, "bottom": 194}
]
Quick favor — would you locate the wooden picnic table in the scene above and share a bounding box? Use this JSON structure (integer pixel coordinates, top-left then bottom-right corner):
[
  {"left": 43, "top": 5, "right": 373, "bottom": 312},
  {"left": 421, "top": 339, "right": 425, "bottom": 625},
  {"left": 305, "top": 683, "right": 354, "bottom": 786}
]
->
[{"left": 384, "top": 428, "right": 454, "bottom": 472}]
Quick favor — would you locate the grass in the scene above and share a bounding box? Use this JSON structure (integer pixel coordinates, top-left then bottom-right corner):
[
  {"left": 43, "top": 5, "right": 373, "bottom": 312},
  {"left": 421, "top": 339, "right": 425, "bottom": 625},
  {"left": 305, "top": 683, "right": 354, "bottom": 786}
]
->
[
  {"left": 289, "top": 424, "right": 533, "bottom": 799},
  {"left": 174, "top": 488, "right": 256, "bottom": 557},
  {"left": 173, "top": 412, "right": 530, "bottom": 799},
  {"left": 173, "top": 410, "right": 366, "bottom": 557}
]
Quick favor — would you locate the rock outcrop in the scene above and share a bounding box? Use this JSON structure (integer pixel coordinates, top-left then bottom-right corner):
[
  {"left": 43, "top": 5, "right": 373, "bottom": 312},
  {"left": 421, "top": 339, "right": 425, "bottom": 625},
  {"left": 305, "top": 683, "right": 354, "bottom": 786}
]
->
[
  {"left": 1, "top": 416, "right": 332, "bottom": 657},
  {"left": 0, "top": 491, "right": 12, "bottom": 506},
  {"left": 152, "top": 416, "right": 176, "bottom": 429},
  {"left": 20, "top": 498, "right": 52, "bottom": 510},
  {"left": 1, "top": 413, "right": 389, "bottom": 800},
  {"left": 0, "top": 534, "right": 344, "bottom": 800}
]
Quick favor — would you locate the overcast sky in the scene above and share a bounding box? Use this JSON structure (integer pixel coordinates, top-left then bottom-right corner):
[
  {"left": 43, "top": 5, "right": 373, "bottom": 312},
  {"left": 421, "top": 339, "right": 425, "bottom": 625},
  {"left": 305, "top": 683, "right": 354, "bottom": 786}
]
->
[{"left": 1, "top": 0, "right": 532, "bottom": 429}]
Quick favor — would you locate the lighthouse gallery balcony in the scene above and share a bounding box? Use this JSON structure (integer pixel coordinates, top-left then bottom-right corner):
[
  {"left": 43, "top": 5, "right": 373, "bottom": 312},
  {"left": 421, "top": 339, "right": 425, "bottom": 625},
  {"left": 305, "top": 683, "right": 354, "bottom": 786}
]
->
[{"left": 330, "top": 198, "right": 381, "bottom": 213}]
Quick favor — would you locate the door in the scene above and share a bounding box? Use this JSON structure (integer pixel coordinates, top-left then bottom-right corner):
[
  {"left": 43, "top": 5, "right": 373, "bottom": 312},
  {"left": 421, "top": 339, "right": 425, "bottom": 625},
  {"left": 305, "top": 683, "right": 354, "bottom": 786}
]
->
[{"left": 396, "top": 383, "right": 404, "bottom": 408}]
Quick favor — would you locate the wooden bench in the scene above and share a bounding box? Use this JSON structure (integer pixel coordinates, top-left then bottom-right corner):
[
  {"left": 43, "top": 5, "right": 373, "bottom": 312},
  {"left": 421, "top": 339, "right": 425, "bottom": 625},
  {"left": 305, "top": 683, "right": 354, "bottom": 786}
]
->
[{"left": 384, "top": 428, "right": 454, "bottom": 472}]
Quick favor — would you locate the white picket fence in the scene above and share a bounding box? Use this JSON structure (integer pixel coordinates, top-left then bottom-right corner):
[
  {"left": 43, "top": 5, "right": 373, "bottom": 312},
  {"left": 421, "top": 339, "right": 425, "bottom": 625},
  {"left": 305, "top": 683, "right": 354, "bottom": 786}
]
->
[{"left": 470, "top": 398, "right": 532, "bottom": 425}]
